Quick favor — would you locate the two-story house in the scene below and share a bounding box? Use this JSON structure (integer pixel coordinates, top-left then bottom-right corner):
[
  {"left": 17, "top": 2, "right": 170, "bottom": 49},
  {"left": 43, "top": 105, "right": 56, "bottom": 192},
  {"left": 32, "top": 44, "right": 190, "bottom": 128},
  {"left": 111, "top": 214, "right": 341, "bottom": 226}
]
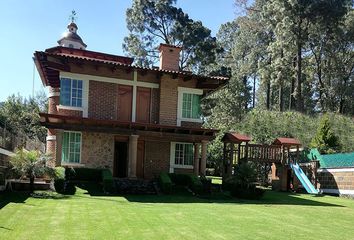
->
[{"left": 34, "top": 21, "right": 227, "bottom": 179}]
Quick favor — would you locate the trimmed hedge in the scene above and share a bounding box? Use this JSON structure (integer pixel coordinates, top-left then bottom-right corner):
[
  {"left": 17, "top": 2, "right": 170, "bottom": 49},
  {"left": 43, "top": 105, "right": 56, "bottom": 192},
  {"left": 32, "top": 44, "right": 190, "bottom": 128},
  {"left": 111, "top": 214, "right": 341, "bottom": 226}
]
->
[
  {"left": 165, "top": 173, "right": 204, "bottom": 195},
  {"left": 65, "top": 167, "right": 102, "bottom": 181},
  {"left": 102, "top": 169, "right": 114, "bottom": 193},
  {"left": 54, "top": 167, "right": 65, "bottom": 193},
  {"left": 168, "top": 173, "right": 190, "bottom": 186},
  {"left": 230, "top": 185, "right": 265, "bottom": 200},
  {"left": 159, "top": 172, "right": 172, "bottom": 194},
  {"left": 189, "top": 174, "right": 203, "bottom": 194}
]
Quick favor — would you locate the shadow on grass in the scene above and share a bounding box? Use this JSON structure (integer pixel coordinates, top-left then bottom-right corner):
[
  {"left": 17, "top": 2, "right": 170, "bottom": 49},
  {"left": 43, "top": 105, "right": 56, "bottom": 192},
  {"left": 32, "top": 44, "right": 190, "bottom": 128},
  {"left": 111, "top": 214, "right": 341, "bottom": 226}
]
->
[
  {"left": 0, "top": 191, "right": 29, "bottom": 209},
  {"left": 74, "top": 183, "right": 344, "bottom": 207},
  {"left": 124, "top": 189, "right": 344, "bottom": 207}
]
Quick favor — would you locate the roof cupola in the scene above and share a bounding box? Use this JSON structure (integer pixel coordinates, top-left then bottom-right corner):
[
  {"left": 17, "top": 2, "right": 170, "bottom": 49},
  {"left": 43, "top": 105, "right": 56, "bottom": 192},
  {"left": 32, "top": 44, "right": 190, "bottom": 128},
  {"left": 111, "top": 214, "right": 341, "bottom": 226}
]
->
[{"left": 57, "top": 10, "right": 87, "bottom": 50}]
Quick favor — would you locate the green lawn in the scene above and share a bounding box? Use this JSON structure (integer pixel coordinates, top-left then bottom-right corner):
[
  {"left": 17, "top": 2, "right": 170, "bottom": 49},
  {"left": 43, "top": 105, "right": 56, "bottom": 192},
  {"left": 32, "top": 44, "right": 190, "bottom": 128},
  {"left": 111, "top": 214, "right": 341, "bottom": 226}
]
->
[{"left": 1, "top": 186, "right": 354, "bottom": 240}]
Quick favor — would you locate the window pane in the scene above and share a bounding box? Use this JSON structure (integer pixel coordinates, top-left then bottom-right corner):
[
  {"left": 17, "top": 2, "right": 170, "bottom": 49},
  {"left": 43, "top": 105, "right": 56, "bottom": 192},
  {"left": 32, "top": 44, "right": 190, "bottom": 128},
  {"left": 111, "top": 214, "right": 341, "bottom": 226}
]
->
[
  {"left": 72, "top": 79, "right": 78, "bottom": 88},
  {"left": 174, "top": 143, "right": 194, "bottom": 166},
  {"left": 61, "top": 132, "right": 81, "bottom": 163},
  {"left": 192, "top": 95, "right": 201, "bottom": 119},
  {"left": 182, "top": 93, "right": 192, "bottom": 118},
  {"left": 60, "top": 78, "right": 71, "bottom": 106}
]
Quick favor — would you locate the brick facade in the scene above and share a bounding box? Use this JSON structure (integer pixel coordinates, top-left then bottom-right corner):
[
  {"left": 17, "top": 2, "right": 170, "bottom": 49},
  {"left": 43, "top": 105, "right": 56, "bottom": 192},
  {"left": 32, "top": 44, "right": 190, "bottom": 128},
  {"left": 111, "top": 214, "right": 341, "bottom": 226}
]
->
[
  {"left": 57, "top": 108, "right": 83, "bottom": 117},
  {"left": 144, "top": 141, "right": 170, "bottom": 179},
  {"left": 88, "top": 80, "right": 117, "bottom": 120},
  {"left": 317, "top": 169, "right": 354, "bottom": 192},
  {"left": 159, "top": 75, "right": 178, "bottom": 125}
]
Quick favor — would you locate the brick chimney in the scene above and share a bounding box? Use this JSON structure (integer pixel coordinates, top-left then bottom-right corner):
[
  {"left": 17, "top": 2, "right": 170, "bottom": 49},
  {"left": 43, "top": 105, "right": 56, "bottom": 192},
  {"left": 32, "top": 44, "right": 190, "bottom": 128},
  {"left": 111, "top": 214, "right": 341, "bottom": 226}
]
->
[{"left": 158, "top": 43, "right": 182, "bottom": 71}]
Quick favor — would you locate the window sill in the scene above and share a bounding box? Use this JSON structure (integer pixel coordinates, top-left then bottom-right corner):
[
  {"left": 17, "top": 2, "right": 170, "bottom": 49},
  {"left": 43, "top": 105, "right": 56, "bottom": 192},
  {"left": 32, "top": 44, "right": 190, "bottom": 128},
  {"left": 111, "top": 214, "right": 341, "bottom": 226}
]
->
[
  {"left": 179, "top": 118, "right": 203, "bottom": 123},
  {"left": 57, "top": 105, "right": 84, "bottom": 112},
  {"left": 172, "top": 165, "right": 194, "bottom": 169},
  {"left": 61, "top": 163, "right": 85, "bottom": 167}
]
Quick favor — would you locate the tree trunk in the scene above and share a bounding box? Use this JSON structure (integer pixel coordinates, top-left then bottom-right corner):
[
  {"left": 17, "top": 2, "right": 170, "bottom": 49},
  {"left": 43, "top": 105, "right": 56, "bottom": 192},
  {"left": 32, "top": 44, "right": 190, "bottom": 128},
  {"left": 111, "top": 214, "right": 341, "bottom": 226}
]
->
[
  {"left": 252, "top": 76, "right": 256, "bottom": 108},
  {"left": 266, "top": 80, "right": 271, "bottom": 110},
  {"left": 243, "top": 76, "right": 248, "bottom": 110},
  {"left": 296, "top": 19, "right": 304, "bottom": 112},
  {"left": 290, "top": 77, "right": 296, "bottom": 110},
  {"left": 29, "top": 176, "right": 34, "bottom": 193},
  {"left": 279, "top": 82, "right": 284, "bottom": 112}
]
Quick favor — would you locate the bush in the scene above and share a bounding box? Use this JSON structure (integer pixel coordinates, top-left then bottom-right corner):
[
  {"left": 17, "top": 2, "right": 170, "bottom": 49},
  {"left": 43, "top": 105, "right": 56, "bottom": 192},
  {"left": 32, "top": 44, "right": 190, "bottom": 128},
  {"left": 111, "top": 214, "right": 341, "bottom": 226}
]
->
[
  {"left": 230, "top": 185, "right": 265, "bottom": 200},
  {"left": 159, "top": 172, "right": 172, "bottom": 194},
  {"left": 0, "top": 172, "right": 5, "bottom": 185},
  {"left": 189, "top": 175, "right": 203, "bottom": 194},
  {"left": 168, "top": 173, "right": 191, "bottom": 186},
  {"left": 65, "top": 167, "right": 102, "bottom": 181},
  {"left": 64, "top": 182, "right": 76, "bottom": 195},
  {"left": 54, "top": 167, "right": 65, "bottom": 179},
  {"left": 102, "top": 169, "right": 114, "bottom": 193},
  {"left": 54, "top": 167, "right": 65, "bottom": 193},
  {"left": 223, "top": 162, "right": 265, "bottom": 200},
  {"left": 54, "top": 179, "right": 65, "bottom": 193}
]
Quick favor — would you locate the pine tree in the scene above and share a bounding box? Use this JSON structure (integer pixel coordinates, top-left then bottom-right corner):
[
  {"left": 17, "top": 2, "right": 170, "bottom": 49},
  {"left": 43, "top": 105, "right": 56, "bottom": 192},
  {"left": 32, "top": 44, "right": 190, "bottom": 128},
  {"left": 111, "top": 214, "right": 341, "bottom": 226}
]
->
[{"left": 310, "top": 115, "right": 341, "bottom": 154}]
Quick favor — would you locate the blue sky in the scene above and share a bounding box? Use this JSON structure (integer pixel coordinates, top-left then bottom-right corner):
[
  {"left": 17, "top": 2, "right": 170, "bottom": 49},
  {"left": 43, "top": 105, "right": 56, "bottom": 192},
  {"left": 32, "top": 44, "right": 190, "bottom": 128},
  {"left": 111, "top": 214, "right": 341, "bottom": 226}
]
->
[{"left": 0, "top": 0, "right": 237, "bottom": 101}]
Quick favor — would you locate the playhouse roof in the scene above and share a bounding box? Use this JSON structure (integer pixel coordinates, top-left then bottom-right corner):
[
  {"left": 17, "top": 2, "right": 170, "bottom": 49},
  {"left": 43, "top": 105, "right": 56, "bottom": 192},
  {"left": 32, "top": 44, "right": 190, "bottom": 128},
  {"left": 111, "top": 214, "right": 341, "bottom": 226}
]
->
[
  {"left": 272, "top": 137, "right": 301, "bottom": 146},
  {"left": 221, "top": 132, "right": 252, "bottom": 143}
]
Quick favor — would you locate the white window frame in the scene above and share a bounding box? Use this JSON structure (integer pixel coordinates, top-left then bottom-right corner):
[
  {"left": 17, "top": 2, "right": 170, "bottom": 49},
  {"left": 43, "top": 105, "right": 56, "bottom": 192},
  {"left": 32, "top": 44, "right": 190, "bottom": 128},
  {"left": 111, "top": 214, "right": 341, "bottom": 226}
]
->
[
  {"left": 177, "top": 87, "right": 203, "bottom": 126},
  {"left": 170, "top": 142, "right": 194, "bottom": 173},
  {"left": 60, "top": 78, "right": 83, "bottom": 107},
  {"left": 58, "top": 75, "right": 90, "bottom": 117},
  {"left": 61, "top": 131, "right": 82, "bottom": 165}
]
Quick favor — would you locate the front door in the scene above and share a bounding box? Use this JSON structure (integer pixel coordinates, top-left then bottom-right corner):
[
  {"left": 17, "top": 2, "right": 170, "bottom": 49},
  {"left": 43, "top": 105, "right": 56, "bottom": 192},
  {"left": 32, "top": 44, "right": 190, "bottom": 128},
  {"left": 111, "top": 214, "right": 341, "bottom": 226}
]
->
[{"left": 114, "top": 141, "right": 128, "bottom": 178}]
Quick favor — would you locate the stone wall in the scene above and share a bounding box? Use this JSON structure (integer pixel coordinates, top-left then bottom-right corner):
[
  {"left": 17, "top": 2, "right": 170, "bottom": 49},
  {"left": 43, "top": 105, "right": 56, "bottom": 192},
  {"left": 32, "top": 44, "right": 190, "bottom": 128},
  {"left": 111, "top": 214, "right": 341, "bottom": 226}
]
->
[{"left": 80, "top": 132, "right": 115, "bottom": 170}]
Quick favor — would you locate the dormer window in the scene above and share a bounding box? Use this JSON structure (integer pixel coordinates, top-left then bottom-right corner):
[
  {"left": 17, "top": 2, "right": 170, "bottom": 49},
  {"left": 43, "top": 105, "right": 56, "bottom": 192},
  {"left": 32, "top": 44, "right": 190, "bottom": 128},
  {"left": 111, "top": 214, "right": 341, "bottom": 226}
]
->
[
  {"left": 60, "top": 78, "right": 83, "bottom": 107},
  {"left": 69, "top": 44, "right": 74, "bottom": 48}
]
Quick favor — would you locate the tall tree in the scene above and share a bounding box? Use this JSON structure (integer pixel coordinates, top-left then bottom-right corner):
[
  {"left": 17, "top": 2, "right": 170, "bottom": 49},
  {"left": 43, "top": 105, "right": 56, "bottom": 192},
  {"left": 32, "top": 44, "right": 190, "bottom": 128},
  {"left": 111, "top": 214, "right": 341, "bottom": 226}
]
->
[{"left": 123, "top": 0, "right": 220, "bottom": 72}]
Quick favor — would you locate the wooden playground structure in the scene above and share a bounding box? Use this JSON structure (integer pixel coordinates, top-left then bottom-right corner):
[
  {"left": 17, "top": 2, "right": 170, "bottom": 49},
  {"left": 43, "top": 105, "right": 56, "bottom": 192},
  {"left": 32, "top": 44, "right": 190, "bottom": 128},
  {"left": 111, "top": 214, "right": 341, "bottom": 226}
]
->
[{"left": 222, "top": 133, "right": 304, "bottom": 191}]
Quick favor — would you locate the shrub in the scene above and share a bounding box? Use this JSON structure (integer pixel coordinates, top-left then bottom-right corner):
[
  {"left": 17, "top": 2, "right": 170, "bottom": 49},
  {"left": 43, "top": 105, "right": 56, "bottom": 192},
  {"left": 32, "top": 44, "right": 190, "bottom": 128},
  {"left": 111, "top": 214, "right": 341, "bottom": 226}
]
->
[
  {"left": 54, "top": 167, "right": 65, "bottom": 179},
  {"left": 54, "top": 167, "right": 65, "bottom": 193},
  {"left": 65, "top": 168, "right": 102, "bottom": 181},
  {"left": 189, "top": 174, "right": 203, "bottom": 194},
  {"left": 224, "top": 162, "right": 265, "bottom": 200},
  {"left": 65, "top": 182, "right": 76, "bottom": 195},
  {"left": 102, "top": 169, "right": 114, "bottom": 193},
  {"left": 230, "top": 185, "right": 265, "bottom": 200},
  {"left": 168, "top": 173, "right": 191, "bottom": 186},
  {"left": 0, "top": 172, "right": 5, "bottom": 185},
  {"left": 159, "top": 172, "right": 172, "bottom": 194},
  {"left": 54, "top": 179, "right": 65, "bottom": 194}
]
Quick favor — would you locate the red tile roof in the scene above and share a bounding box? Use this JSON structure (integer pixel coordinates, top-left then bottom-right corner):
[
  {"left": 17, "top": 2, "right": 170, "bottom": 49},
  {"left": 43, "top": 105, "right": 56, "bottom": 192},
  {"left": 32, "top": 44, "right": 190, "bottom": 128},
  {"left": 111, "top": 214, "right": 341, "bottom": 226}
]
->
[
  {"left": 272, "top": 137, "right": 301, "bottom": 146},
  {"left": 222, "top": 132, "right": 252, "bottom": 143},
  {"left": 34, "top": 46, "right": 228, "bottom": 89}
]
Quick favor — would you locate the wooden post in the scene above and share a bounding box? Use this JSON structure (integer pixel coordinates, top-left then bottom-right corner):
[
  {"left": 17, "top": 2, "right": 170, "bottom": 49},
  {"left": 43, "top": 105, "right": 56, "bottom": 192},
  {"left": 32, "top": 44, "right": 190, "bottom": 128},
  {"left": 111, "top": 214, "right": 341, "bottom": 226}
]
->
[
  {"left": 128, "top": 135, "right": 139, "bottom": 178},
  {"left": 193, "top": 143, "right": 200, "bottom": 175},
  {"left": 237, "top": 143, "right": 241, "bottom": 164},
  {"left": 200, "top": 140, "right": 208, "bottom": 175}
]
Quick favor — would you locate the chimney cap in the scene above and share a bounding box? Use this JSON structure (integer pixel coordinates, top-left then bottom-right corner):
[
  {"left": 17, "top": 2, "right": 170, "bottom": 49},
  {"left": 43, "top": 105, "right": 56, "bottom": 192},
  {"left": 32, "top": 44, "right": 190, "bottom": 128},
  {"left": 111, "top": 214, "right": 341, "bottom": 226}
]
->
[{"left": 158, "top": 43, "right": 183, "bottom": 51}]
